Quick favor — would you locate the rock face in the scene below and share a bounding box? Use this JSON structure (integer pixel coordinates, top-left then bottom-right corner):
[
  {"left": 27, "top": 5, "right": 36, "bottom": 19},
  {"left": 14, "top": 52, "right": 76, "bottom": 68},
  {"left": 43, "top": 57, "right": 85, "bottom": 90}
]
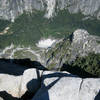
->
[
  {"left": 67, "top": 0, "right": 100, "bottom": 19},
  {"left": 0, "top": 0, "right": 44, "bottom": 22},
  {"left": 0, "top": 0, "right": 100, "bottom": 21},
  {"left": 43, "top": 29, "right": 100, "bottom": 70},
  {"left": 0, "top": 61, "right": 100, "bottom": 100},
  {"left": 20, "top": 68, "right": 42, "bottom": 97},
  {"left": 72, "top": 29, "right": 89, "bottom": 43},
  {"left": 32, "top": 71, "right": 100, "bottom": 100},
  {"left": 0, "top": 74, "right": 21, "bottom": 98},
  {"left": 72, "top": 29, "right": 100, "bottom": 56},
  {"left": 0, "top": 65, "right": 42, "bottom": 99}
]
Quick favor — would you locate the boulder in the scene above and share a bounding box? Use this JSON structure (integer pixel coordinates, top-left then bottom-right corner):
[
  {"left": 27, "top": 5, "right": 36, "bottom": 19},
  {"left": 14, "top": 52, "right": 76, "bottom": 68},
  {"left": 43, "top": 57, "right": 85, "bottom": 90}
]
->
[
  {"left": 0, "top": 74, "right": 22, "bottom": 98},
  {"left": 32, "top": 71, "right": 100, "bottom": 100},
  {"left": 20, "top": 68, "right": 42, "bottom": 97},
  {"left": 0, "top": 67, "right": 42, "bottom": 99}
]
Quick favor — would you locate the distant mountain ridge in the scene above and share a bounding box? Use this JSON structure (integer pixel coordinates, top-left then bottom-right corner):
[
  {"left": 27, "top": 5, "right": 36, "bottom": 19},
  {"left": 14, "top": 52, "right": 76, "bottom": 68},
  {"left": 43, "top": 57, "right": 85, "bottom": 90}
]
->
[{"left": 0, "top": 0, "right": 100, "bottom": 21}]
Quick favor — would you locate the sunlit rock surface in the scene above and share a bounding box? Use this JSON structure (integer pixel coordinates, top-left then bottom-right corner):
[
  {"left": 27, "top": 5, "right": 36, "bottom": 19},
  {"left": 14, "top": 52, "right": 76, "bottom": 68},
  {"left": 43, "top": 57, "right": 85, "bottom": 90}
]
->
[
  {"left": 0, "top": 64, "right": 42, "bottom": 99},
  {"left": 32, "top": 71, "right": 100, "bottom": 100},
  {"left": 0, "top": 61, "right": 100, "bottom": 100},
  {"left": 72, "top": 29, "right": 100, "bottom": 56},
  {"left": 72, "top": 29, "right": 89, "bottom": 43},
  {"left": 0, "top": 74, "right": 21, "bottom": 98}
]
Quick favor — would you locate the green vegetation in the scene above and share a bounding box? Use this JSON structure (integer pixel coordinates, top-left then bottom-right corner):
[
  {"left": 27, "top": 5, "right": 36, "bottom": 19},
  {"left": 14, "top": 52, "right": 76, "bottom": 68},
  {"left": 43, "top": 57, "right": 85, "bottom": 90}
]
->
[
  {"left": 53, "top": 10, "right": 100, "bottom": 36},
  {"left": 0, "top": 10, "right": 100, "bottom": 77},
  {"left": 63, "top": 53, "right": 100, "bottom": 77},
  {"left": 14, "top": 50, "right": 37, "bottom": 61},
  {"left": 0, "top": 19, "right": 10, "bottom": 32},
  {"left": 96, "top": 40, "right": 100, "bottom": 44},
  {"left": 0, "top": 10, "right": 100, "bottom": 49},
  {"left": 45, "top": 37, "right": 72, "bottom": 70}
]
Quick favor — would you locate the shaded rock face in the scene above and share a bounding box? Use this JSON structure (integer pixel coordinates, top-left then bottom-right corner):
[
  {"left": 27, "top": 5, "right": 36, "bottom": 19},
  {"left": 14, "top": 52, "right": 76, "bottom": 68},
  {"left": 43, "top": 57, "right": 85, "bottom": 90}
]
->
[
  {"left": 32, "top": 71, "right": 100, "bottom": 100},
  {"left": 0, "top": 0, "right": 100, "bottom": 21}
]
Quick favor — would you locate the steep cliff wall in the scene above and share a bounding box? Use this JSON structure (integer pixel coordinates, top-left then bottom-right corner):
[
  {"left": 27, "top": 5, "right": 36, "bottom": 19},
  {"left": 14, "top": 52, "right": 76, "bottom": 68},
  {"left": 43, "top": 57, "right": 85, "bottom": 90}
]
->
[
  {"left": 0, "top": 0, "right": 100, "bottom": 21},
  {"left": 0, "top": 0, "right": 44, "bottom": 22}
]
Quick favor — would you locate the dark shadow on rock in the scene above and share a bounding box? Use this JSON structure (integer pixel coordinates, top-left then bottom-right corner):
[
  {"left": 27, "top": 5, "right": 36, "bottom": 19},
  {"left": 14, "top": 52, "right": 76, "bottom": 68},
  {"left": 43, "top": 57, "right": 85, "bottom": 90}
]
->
[
  {"left": 0, "top": 59, "right": 27, "bottom": 76},
  {"left": 32, "top": 71, "right": 75, "bottom": 100},
  {"left": 46, "top": 77, "right": 61, "bottom": 90},
  {"left": 0, "top": 58, "right": 47, "bottom": 100},
  {"left": 0, "top": 91, "right": 20, "bottom": 100},
  {"left": 42, "top": 72, "right": 77, "bottom": 79},
  {"left": 0, "top": 58, "right": 47, "bottom": 76},
  {"left": 12, "top": 58, "right": 47, "bottom": 70},
  {"left": 33, "top": 78, "right": 61, "bottom": 100},
  {"left": 22, "top": 70, "right": 70, "bottom": 100},
  {"left": 21, "top": 69, "right": 41, "bottom": 100},
  {"left": 69, "top": 32, "right": 73, "bottom": 42},
  {"left": 95, "top": 90, "right": 100, "bottom": 100},
  {"left": 61, "top": 64, "right": 97, "bottom": 78}
]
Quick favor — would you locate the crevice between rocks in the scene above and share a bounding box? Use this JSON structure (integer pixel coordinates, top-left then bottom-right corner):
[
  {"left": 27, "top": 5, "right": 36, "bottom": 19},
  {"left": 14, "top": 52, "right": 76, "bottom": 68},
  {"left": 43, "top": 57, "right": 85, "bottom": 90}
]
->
[{"left": 79, "top": 78, "right": 84, "bottom": 92}]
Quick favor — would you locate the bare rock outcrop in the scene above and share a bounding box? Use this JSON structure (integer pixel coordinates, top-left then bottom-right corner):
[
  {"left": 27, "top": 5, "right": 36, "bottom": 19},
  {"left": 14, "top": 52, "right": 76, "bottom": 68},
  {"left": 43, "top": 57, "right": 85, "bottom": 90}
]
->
[
  {"left": 72, "top": 29, "right": 100, "bottom": 57},
  {"left": 43, "top": 29, "right": 100, "bottom": 70},
  {"left": 32, "top": 71, "right": 100, "bottom": 100},
  {"left": 0, "top": 65, "right": 42, "bottom": 99},
  {"left": 0, "top": 62, "right": 100, "bottom": 100}
]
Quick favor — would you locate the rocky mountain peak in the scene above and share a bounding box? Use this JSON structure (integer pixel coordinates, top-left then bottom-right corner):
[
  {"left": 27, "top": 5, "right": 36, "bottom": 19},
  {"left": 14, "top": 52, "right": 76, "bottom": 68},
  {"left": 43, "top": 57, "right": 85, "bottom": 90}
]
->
[
  {"left": 43, "top": 29, "right": 100, "bottom": 70},
  {"left": 72, "top": 29, "right": 89, "bottom": 43}
]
